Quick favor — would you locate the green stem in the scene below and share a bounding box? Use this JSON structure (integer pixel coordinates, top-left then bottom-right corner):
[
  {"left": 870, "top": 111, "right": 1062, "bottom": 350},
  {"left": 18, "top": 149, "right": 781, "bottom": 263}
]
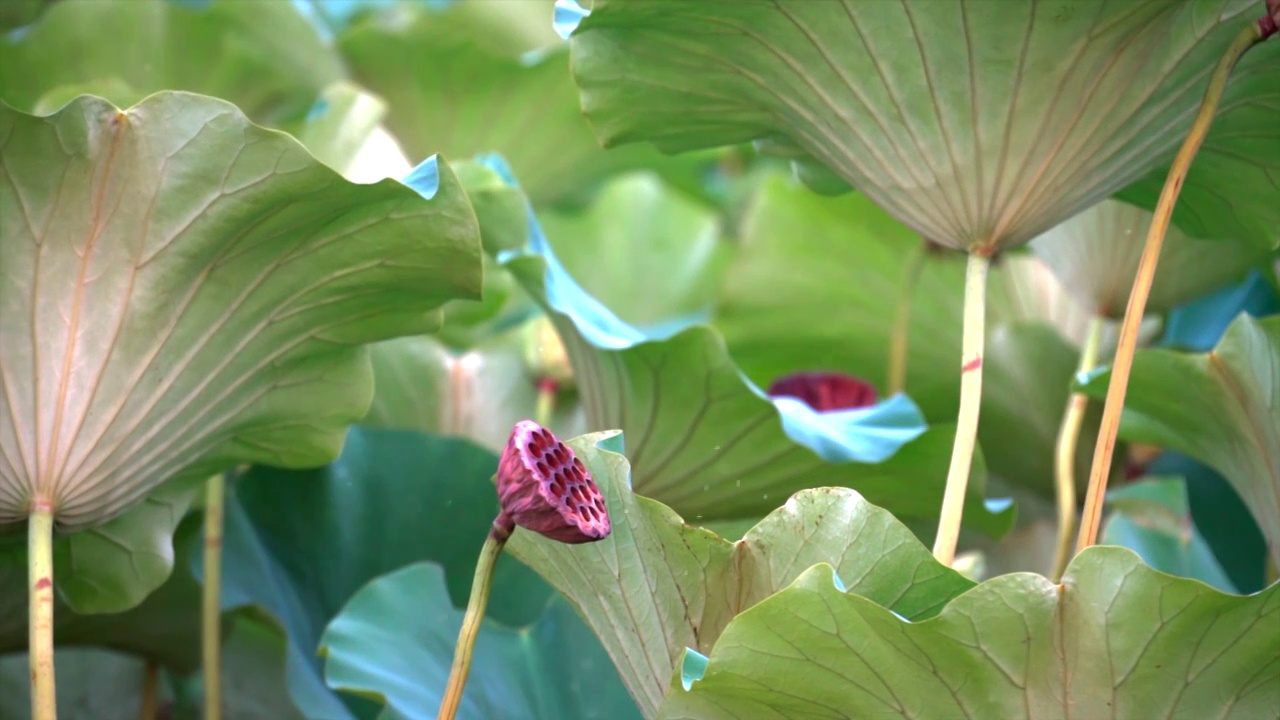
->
[
  {"left": 534, "top": 378, "right": 558, "bottom": 428},
  {"left": 437, "top": 519, "right": 512, "bottom": 720},
  {"left": 887, "top": 241, "right": 928, "bottom": 396},
  {"left": 202, "top": 474, "right": 225, "bottom": 720},
  {"left": 932, "top": 252, "right": 991, "bottom": 565},
  {"left": 1050, "top": 315, "right": 1104, "bottom": 582},
  {"left": 1077, "top": 22, "right": 1268, "bottom": 553},
  {"left": 140, "top": 659, "right": 159, "bottom": 720},
  {"left": 29, "top": 504, "right": 56, "bottom": 720}
]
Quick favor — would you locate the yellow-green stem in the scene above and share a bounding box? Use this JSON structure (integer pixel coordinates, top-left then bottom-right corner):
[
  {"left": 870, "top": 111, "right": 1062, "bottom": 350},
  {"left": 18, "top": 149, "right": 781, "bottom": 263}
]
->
[
  {"left": 437, "top": 522, "right": 510, "bottom": 720},
  {"left": 1050, "top": 316, "right": 1104, "bottom": 582},
  {"left": 140, "top": 659, "right": 159, "bottom": 720},
  {"left": 29, "top": 505, "right": 56, "bottom": 720},
  {"left": 932, "top": 252, "right": 991, "bottom": 565},
  {"left": 887, "top": 242, "right": 928, "bottom": 396},
  {"left": 534, "top": 379, "right": 557, "bottom": 428},
  {"left": 202, "top": 474, "right": 225, "bottom": 720},
  {"left": 1077, "top": 23, "right": 1267, "bottom": 552}
]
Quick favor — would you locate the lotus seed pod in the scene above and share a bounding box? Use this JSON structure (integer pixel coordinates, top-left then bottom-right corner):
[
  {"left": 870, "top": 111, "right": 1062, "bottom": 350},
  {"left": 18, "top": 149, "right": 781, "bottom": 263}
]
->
[
  {"left": 522, "top": 315, "right": 575, "bottom": 391},
  {"left": 496, "top": 420, "right": 609, "bottom": 544},
  {"left": 767, "top": 371, "right": 878, "bottom": 412}
]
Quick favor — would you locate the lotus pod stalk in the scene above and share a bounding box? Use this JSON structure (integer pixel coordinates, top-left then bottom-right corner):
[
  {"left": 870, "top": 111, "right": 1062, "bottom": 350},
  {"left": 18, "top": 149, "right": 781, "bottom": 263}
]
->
[{"left": 436, "top": 421, "right": 610, "bottom": 720}]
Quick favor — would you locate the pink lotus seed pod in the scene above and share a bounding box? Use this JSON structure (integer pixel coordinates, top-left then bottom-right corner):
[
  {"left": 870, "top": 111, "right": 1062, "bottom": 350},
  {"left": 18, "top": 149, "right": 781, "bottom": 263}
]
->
[
  {"left": 767, "top": 371, "right": 878, "bottom": 412},
  {"left": 496, "top": 420, "right": 611, "bottom": 544}
]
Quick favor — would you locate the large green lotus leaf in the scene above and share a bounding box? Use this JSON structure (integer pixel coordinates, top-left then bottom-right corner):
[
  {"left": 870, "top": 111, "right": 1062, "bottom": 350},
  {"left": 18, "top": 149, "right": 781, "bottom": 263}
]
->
[
  {"left": 0, "top": 0, "right": 344, "bottom": 126},
  {"left": 562, "top": 0, "right": 1264, "bottom": 251},
  {"left": 1103, "top": 476, "right": 1237, "bottom": 593},
  {"left": 660, "top": 549, "right": 1280, "bottom": 720},
  {"left": 365, "top": 331, "right": 587, "bottom": 455},
  {"left": 1116, "top": 38, "right": 1280, "bottom": 251},
  {"left": 319, "top": 562, "right": 642, "bottom": 720},
  {"left": 1081, "top": 313, "right": 1280, "bottom": 570},
  {"left": 540, "top": 172, "right": 730, "bottom": 329},
  {"left": 485, "top": 161, "right": 1011, "bottom": 530},
  {"left": 1031, "top": 199, "right": 1266, "bottom": 318},
  {"left": 216, "top": 427, "right": 596, "bottom": 719},
  {"left": 508, "top": 431, "right": 977, "bottom": 718},
  {"left": 0, "top": 93, "right": 481, "bottom": 530},
  {"left": 0, "top": 475, "right": 200, "bottom": 624},
  {"left": 337, "top": 3, "right": 676, "bottom": 206},
  {"left": 715, "top": 174, "right": 1118, "bottom": 496},
  {"left": 0, "top": 516, "right": 203, "bottom": 671}
]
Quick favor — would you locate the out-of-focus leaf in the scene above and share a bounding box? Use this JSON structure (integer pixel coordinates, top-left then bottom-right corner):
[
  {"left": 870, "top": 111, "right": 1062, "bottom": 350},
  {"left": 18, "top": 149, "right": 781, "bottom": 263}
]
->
[
  {"left": 0, "top": 648, "right": 160, "bottom": 719},
  {"left": 1081, "top": 314, "right": 1280, "bottom": 569},
  {"left": 539, "top": 172, "right": 730, "bottom": 329},
  {"left": 338, "top": 3, "right": 676, "bottom": 205},
  {"left": 364, "top": 330, "right": 587, "bottom": 455},
  {"left": 1161, "top": 270, "right": 1280, "bottom": 352},
  {"left": 1149, "top": 452, "right": 1268, "bottom": 594},
  {"left": 659, "top": 549, "right": 1280, "bottom": 720},
  {"left": 320, "top": 563, "right": 641, "bottom": 720},
  {"left": 0, "top": 93, "right": 481, "bottom": 530},
  {"left": 508, "top": 431, "right": 976, "bottom": 718},
  {"left": 1031, "top": 199, "right": 1264, "bottom": 317},
  {"left": 560, "top": 0, "right": 1266, "bottom": 252},
  {"left": 288, "top": 81, "right": 388, "bottom": 175},
  {"left": 1103, "top": 476, "right": 1237, "bottom": 593},
  {"left": 0, "top": 0, "right": 344, "bottom": 126}
]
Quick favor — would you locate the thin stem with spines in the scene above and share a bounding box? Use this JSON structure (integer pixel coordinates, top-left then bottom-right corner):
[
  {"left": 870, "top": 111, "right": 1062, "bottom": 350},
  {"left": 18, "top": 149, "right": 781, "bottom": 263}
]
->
[
  {"left": 202, "top": 473, "right": 226, "bottom": 720},
  {"left": 437, "top": 521, "right": 510, "bottom": 720},
  {"left": 1076, "top": 22, "right": 1269, "bottom": 552},
  {"left": 887, "top": 241, "right": 928, "bottom": 396},
  {"left": 932, "top": 252, "right": 991, "bottom": 565},
  {"left": 140, "top": 659, "right": 159, "bottom": 720},
  {"left": 29, "top": 504, "right": 56, "bottom": 720},
  {"left": 1050, "top": 315, "right": 1103, "bottom": 582}
]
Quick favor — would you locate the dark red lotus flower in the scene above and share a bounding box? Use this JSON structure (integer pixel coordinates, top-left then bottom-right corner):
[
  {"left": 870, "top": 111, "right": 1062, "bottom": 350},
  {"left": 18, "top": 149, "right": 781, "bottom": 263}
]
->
[
  {"left": 767, "top": 371, "right": 878, "bottom": 412},
  {"left": 496, "top": 420, "right": 611, "bottom": 544}
]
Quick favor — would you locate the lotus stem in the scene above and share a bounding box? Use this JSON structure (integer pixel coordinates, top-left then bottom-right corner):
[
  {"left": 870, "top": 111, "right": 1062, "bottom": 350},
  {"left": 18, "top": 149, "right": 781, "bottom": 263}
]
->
[
  {"left": 29, "top": 504, "right": 56, "bottom": 720},
  {"left": 202, "top": 473, "right": 225, "bottom": 720},
  {"left": 534, "top": 378, "right": 558, "bottom": 427},
  {"left": 437, "top": 519, "right": 512, "bottom": 720},
  {"left": 887, "top": 241, "right": 928, "bottom": 395},
  {"left": 1077, "top": 22, "right": 1268, "bottom": 552},
  {"left": 1050, "top": 315, "right": 1104, "bottom": 582},
  {"left": 140, "top": 659, "right": 159, "bottom": 720},
  {"left": 932, "top": 251, "right": 991, "bottom": 565}
]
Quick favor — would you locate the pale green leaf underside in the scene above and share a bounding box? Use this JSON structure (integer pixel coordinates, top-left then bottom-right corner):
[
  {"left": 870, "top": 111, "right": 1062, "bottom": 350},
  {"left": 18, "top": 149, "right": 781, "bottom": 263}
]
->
[
  {"left": 660, "top": 549, "right": 1280, "bottom": 719},
  {"left": 509, "top": 432, "right": 975, "bottom": 718},
  {"left": 571, "top": 0, "right": 1261, "bottom": 250},
  {"left": 1081, "top": 314, "right": 1280, "bottom": 569},
  {"left": 1031, "top": 199, "right": 1264, "bottom": 318},
  {"left": 1116, "top": 37, "right": 1280, "bottom": 250},
  {"left": 0, "top": 93, "right": 481, "bottom": 529},
  {"left": 57, "top": 474, "right": 204, "bottom": 614}
]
